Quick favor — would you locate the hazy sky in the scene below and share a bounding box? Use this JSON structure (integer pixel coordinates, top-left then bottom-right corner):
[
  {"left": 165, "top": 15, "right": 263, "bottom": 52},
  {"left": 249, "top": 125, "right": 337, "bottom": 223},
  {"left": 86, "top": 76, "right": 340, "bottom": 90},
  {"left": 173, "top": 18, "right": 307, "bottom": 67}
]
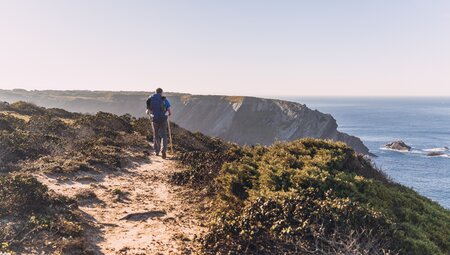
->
[{"left": 0, "top": 0, "right": 449, "bottom": 96}]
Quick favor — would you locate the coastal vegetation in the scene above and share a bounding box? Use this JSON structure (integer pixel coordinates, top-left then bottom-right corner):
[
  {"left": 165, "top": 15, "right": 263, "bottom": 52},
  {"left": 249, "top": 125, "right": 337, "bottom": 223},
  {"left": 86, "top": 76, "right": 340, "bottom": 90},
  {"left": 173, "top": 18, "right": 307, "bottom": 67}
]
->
[
  {"left": 0, "top": 102, "right": 448, "bottom": 254},
  {"left": 197, "top": 140, "right": 449, "bottom": 254},
  {"left": 0, "top": 174, "right": 88, "bottom": 254}
]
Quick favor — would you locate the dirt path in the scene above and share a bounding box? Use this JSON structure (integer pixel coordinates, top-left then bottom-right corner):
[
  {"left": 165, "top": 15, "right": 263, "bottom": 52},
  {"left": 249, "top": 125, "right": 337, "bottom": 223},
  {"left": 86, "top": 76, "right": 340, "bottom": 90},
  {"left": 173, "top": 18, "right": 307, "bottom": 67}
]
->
[{"left": 35, "top": 155, "right": 208, "bottom": 255}]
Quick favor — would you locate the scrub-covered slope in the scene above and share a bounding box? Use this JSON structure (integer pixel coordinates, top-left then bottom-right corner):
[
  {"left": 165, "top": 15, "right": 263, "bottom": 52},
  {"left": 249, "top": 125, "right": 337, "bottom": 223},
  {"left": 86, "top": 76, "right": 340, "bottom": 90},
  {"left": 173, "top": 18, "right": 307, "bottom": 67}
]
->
[
  {"left": 174, "top": 138, "right": 449, "bottom": 254},
  {"left": 0, "top": 101, "right": 211, "bottom": 254},
  {"left": 195, "top": 140, "right": 449, "bottom": 254},
  {"left": 1, "top": 102, "right": 448, "bottom": 255}
]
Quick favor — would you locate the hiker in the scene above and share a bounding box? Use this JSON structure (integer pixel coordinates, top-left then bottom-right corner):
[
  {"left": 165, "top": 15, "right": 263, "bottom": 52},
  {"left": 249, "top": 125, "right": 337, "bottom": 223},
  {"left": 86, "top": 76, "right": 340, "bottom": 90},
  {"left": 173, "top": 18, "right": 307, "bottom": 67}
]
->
[{"left": 146, "top": 88, "right": 171, "bottom": 159}]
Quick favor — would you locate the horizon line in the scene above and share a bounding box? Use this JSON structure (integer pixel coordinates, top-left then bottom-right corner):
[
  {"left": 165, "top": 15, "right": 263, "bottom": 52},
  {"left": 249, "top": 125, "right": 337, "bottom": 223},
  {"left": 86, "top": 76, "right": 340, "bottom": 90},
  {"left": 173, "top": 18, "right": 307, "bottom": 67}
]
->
[{"left": 2, "top": 88, "right": 450, "bottom": 98}]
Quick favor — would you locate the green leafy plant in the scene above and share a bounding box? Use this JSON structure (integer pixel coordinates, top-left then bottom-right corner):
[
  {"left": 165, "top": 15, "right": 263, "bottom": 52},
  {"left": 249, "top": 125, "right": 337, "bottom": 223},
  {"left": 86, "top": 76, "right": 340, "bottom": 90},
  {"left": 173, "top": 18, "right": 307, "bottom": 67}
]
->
[
  {"left": 202, "top": 139, "right": 450, "bottom": 255},
  {"left": 0, "top": 242, "right": 14, "bottom": 255},
  {"left": 0, "top": 174, "right": 86, "bottom": 254}
]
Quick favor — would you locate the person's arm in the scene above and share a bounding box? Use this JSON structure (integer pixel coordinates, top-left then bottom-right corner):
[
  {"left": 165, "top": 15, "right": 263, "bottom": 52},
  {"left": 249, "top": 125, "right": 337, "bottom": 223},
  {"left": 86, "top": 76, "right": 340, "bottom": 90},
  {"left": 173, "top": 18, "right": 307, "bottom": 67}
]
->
[{"left": 165, "top": 99, "right": 171, "bottom": 116}]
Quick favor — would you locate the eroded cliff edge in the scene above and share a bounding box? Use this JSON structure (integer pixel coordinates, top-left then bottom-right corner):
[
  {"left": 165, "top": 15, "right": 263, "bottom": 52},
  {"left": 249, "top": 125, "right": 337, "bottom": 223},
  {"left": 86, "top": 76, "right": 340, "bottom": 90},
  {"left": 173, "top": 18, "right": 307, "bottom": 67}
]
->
[
  {"left": 169, "top": 95, "right": 369, "bottom": 154},
  {"left": 0, "top": 90, "right": 370, "bottom": 154}
]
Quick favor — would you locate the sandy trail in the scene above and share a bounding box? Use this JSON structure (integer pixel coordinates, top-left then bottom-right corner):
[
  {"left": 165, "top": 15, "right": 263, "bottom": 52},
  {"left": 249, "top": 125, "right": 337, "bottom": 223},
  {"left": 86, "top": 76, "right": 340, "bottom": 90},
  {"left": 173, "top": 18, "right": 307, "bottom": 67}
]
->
[{"left": 35, "top": 155, "right": 207, "bottom": 255}]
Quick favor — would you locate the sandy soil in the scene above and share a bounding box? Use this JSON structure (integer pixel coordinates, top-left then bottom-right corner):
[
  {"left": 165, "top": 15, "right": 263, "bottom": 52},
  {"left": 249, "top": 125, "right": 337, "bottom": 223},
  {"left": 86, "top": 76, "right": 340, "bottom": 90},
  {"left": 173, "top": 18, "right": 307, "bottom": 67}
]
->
[{"left": 35, "top": 155, "right": 208, "bottom": 255}]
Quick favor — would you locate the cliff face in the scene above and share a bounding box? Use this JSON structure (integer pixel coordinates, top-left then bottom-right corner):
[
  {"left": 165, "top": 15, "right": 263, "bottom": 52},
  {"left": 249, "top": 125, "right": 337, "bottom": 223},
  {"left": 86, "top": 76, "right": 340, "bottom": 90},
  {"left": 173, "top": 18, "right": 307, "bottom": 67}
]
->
[
  {"left": 169, "top": 95, "right": 369, "bottom": 154},
  {"left": 0, "top": 89, "right": 370, "bottom": 154}
]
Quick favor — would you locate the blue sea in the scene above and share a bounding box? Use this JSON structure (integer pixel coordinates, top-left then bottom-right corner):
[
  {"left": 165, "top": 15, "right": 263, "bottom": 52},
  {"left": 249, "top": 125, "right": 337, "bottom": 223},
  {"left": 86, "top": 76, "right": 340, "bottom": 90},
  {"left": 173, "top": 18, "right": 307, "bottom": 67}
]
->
[{"left": 284, "top": 97, "right": 450, "bottom": 209}]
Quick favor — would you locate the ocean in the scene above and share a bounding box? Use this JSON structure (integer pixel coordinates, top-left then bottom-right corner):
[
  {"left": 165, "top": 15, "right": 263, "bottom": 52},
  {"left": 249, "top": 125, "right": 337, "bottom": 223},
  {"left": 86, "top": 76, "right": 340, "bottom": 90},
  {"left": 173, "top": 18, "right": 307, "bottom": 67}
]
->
[{"left": 284, "top": 97, "right": 450, "bottom": 209}]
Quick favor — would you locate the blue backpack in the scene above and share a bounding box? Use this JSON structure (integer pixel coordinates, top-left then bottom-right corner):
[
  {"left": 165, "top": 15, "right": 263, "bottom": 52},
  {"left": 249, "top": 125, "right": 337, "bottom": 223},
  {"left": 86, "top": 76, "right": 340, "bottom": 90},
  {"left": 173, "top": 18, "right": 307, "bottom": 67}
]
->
[{"left": 147, "top": 93, "right": 166, "bottom": 121}]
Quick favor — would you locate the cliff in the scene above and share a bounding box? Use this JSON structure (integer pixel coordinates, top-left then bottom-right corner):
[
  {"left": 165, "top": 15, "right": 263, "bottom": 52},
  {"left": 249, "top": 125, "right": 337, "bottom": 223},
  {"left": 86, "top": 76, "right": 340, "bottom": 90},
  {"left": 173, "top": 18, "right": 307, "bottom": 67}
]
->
[
  {"left": 169, "top": 95, "right": 370, "bottom": 154},
  {"left": 0, "top": 89, "right": 370, "bottom": 154}
]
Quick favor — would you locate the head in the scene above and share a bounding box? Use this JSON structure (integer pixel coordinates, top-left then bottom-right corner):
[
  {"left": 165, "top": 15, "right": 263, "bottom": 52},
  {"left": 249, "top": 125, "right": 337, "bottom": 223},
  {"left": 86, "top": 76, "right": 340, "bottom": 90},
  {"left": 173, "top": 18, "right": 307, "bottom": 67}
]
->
[{"left": 156, "top": 88, "right": 163, "bottom": 94}]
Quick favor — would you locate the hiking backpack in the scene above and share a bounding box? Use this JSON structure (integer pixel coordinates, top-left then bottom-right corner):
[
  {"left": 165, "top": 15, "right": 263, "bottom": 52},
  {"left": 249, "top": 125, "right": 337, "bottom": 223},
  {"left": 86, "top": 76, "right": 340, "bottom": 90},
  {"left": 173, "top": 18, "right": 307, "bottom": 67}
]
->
[{"left": 146, "top": 93, "right": 166, "bottom": 120}]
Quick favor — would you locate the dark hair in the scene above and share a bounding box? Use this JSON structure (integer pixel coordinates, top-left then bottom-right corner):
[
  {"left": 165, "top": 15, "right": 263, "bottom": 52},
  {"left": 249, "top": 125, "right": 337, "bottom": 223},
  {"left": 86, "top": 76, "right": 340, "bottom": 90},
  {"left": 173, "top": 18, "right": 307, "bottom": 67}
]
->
[{"left": 156, "top": 88, "right": 163, "bottom": 94}]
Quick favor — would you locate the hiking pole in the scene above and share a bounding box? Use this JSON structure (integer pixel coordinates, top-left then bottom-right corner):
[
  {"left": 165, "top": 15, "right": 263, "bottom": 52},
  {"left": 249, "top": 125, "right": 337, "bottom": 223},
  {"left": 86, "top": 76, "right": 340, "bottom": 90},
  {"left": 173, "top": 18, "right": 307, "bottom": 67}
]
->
[{"left": 167, "top": 116, "right": 174, "bottom": 154}]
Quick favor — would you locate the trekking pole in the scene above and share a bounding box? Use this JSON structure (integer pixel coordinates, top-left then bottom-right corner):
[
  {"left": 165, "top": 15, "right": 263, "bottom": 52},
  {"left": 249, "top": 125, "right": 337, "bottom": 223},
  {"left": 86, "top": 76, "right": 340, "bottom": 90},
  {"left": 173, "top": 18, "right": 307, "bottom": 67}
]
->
[{"left": 167, "top": 116, "right": 174, "bottom": 154}]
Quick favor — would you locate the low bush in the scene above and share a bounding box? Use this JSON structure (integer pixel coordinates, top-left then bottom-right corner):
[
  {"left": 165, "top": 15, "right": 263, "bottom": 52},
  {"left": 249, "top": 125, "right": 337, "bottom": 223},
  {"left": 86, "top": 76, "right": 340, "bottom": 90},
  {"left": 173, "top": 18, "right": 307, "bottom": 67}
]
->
[
  {"left": 0, "top": 174, "right": 51, "bottom": 216},
  {"left": 0, "top": 174, "right": 88, "bottom": 254},
  {"left": 202, "top": 139, "right": 450, "bottom": 255},
  {"left": 0, "top": 114, "right": 25, "bottom": 131},
  {"left": 0, "top": 106, "right": 151, "bottom": 174},
  {"left": 7, "top": 102, "right": 46, "bottom": 116}
]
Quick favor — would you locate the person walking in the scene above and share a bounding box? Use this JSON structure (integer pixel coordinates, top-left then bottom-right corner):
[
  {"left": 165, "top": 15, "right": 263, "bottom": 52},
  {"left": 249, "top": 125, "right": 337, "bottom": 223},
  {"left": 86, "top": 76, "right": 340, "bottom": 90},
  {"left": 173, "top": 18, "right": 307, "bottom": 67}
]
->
[{"left": 146, "top": 88, "right": 171, "bottom": 159}]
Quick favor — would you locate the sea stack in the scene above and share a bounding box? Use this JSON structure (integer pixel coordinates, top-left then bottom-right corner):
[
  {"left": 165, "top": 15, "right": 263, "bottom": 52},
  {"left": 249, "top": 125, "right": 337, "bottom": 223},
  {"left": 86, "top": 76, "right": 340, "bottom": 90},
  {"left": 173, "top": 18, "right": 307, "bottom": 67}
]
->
[{"left": 385, "top": 140, "right": 412, "bottom": 151}]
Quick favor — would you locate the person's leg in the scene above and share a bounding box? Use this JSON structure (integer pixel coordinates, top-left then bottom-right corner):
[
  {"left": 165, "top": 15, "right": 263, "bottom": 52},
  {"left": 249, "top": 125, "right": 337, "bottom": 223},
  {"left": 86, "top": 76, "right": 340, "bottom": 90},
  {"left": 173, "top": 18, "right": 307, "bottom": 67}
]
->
[
  {"left": 160, "top": 120, "right": 168, "bottom": 158},
  {"left": 153, "top": 121, "right": 161, "bottom": 155}
]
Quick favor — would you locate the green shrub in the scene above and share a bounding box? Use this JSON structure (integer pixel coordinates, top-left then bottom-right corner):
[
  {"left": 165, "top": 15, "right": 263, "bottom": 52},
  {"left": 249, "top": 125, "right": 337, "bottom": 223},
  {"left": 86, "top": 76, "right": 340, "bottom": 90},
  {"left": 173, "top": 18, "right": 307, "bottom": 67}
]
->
[
  {"left": 1, "top": 103, "right": 151, "bottom": 174},
  {"left": 132, "top": 117, "right": 153, "bottom": 140},
  {"left": 26, "top": 114, "right": 69, "bottom": 136},
  {"left": 0, "top": 174, "right": 87, "bottom": 254},
  {"left": 0, "top": 114, "right": 25, "bottom": 132},
  {"left": 75, "top": 112, "right": 133, "bottom": 134},
  {"left": 203, "top": 139, "right": 450, "bottom": 255},
  {"left": 0, "top": 131, "right": 49, "bottom": 171},
  {"left": 8, "top": 101, "right": 46, "bottom": 115},
  {"left": 0, "top": 174, "right": 50, "bottom": 216}
]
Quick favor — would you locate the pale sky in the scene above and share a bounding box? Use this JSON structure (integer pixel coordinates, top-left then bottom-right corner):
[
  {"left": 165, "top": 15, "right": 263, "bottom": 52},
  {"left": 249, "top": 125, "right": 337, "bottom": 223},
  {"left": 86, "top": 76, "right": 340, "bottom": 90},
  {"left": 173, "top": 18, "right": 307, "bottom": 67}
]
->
[{"left": 0, "top": 0, "right": 449, "bottom": 97}]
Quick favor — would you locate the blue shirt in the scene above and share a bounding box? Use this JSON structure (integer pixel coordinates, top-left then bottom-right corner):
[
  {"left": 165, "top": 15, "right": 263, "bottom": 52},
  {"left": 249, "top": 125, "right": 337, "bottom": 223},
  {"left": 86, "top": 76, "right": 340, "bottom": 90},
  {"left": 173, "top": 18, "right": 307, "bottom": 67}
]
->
[{"left": 164, "top": 98, "right": 171, "bottom": 109}]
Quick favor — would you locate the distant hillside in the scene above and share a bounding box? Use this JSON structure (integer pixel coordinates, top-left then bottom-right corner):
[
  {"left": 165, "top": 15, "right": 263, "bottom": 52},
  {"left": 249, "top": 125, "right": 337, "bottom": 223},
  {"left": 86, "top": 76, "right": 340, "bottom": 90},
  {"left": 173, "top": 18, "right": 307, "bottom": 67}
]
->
[{"left": 0, "top": 89, "right": 370, "bottom": 154}]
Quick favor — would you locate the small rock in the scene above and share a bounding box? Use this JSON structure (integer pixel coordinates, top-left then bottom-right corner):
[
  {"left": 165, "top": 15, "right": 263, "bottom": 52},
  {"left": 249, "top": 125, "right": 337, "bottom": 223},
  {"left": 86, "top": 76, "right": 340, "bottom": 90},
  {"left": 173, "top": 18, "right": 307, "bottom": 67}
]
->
[
  {"left": 385, "top": 140, "right": 412, "bottom": 151},
  {"left": 427, "top": 151, "right": 446, "bottom": 157}
]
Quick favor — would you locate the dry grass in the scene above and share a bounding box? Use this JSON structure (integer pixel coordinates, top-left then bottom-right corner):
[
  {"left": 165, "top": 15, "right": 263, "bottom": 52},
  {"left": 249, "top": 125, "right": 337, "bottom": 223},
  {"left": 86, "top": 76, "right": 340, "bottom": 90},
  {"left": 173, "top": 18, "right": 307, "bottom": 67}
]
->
[
  {"left": 224, "top": 96, "right": 244, "bottom": 104},
  {"left": 0, "top": 111, "right": 31, "bottom": 121}
]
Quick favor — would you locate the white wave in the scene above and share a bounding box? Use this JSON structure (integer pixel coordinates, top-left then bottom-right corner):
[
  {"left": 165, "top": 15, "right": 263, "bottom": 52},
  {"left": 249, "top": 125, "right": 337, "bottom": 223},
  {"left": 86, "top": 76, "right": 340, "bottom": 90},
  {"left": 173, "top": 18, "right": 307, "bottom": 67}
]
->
[
  {"left": 425, "top": 153, "right": 450, "bottom": 158},
  {"left": 423, "top": 147, "right": 449, "bottom": 152},
  {"left": 380, "top": 147, "right": 412, "bottom": 153},
  {"left": 379, "top": 147, "right": 450, "bottom": 159}
]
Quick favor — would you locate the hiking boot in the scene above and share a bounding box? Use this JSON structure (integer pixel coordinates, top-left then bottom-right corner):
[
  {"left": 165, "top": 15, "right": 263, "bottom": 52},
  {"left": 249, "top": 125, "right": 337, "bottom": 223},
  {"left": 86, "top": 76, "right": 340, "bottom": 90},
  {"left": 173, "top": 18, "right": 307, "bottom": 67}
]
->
[
  {"left": 155, "top": 151, "right": 160, "bottom": 156},
  {"left": 162, "top": 152, "right": 166, "bottom": 159}
]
